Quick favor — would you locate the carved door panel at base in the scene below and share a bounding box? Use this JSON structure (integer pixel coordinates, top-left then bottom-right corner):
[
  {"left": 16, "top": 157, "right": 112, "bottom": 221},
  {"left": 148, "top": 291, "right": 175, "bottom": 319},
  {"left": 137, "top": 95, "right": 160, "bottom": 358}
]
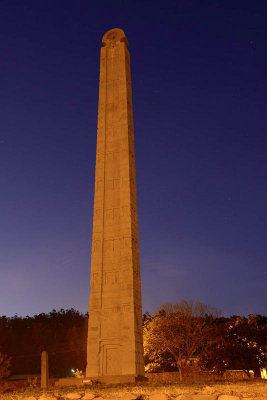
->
[{"left": 103, "top": 345, "right": 121, "bottom": 376}]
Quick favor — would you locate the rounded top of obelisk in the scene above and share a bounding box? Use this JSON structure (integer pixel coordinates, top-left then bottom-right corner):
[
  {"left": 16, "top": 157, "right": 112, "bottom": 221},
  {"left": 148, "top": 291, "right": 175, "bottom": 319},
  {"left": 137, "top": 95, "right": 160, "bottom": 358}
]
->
[{"left": 102, "top": 28, "right": 129, "bottom": 48}]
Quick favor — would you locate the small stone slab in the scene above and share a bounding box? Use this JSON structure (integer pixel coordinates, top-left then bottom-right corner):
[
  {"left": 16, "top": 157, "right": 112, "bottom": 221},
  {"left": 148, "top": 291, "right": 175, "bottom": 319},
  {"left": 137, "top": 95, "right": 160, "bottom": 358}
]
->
[
  {"left": 81, "top": 394, "right": 96, "bottom": 400},
  {"left": 192, "top": 396, "right": 218, "bottom": 400},
  {"left": 64, "top": 393, "right": 82, "bottom": 399},
  {"left": 118, "top": 394, "right": 138, "bottom": 400},
  {"left": 149, "top": 394, "right": 169, "bottom": 400},
  {"left": 83, "top": 379, "right": 93, "bottom": 386},
  {"left": 55, "top": 377, "right": 84, "bottom": 387},
  {"left": 39, "top": 396, "right": 58, "bottom": 400},
  {"left": 97, "top": 397, "right": 123, "bottom": 400},
  {"left": 91, "top": 397, "right": 105, "bottom": 400}
]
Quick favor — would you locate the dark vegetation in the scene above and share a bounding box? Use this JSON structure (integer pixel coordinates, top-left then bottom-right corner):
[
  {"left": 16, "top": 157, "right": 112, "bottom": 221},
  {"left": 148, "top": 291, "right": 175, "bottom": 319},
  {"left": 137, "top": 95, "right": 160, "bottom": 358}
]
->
[
  {"left": 0, "top": 309, "right": 87, "bottom": 377},
  {"left": 144, "top": 302, "right": 267, "bottom": 380},
  {"left": 0, "top": 303, "right": 266, "bottom": 379}
]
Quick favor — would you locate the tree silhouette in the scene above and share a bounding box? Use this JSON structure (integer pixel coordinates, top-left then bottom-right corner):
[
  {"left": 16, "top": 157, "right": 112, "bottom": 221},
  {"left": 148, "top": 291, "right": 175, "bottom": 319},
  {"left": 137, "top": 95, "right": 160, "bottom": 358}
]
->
[
  {"left": 0, "top": 309, "right": 88, "bottom": 377},
  {"left": 200, "top": 314, "right": 267, "bottom": 377}
]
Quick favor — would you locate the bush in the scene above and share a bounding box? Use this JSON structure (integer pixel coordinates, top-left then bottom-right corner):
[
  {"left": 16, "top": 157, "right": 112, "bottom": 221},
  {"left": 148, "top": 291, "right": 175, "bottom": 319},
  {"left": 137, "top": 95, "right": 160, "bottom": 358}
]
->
[{"left": 0, "top": 352, "right": 11, "bottom": 379}]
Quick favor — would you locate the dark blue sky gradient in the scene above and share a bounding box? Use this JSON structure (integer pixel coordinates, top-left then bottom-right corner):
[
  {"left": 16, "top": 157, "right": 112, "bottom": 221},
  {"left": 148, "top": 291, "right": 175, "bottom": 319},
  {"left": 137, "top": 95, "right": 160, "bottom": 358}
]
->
[{"left": 1, "top": 0, "right": 266, "bottom": 317}]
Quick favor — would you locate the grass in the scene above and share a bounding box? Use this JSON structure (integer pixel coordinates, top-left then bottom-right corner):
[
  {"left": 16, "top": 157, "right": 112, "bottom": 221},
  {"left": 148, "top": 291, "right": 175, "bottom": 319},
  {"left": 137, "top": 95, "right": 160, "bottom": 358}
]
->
[{"left": 0, "top": 379, "right": 266, "bottom": 399}]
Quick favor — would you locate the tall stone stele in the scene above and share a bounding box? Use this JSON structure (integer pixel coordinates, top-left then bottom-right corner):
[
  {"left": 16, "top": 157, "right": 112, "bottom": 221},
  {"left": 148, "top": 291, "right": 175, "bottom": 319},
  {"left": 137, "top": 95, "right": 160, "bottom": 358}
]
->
[{"left": 86, "top": 28, "right": 144, "bottom": 382}]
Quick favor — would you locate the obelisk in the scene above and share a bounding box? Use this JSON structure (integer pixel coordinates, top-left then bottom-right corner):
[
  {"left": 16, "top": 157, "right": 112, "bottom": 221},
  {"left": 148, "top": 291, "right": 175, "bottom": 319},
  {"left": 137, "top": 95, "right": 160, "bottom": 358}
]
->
[{"left": 86, "top": 28, "right": 144, "bottom": 382}]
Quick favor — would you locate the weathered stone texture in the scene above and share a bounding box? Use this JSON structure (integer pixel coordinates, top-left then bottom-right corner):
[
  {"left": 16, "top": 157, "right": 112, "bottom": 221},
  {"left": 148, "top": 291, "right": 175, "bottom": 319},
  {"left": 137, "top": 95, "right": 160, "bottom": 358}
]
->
[
  {"left": 175, "top": 395, "right": 195, "bottom": 400},
  {"left": 39, "top": 396, "right": 57, "bottom": 400},
  {"left": 20, "top": 389, "right": 267, "bottom": 400},
  {"left": 81, "top": 394, "right": 96, "bottom": 400},
  {"left": 41, "top": 350, "right": 49, "bottom": 389},
  {"left": 118, "top": 394, "right": 138, "bottom": 400},
  {"left": 149, "top": 394, "right": 169, "bottom": 400},
  {"left": 86, "top": 28, "right": 144, "bottom": 379},
  {"left": 64, "top": 393, "right": 82, "bottom": 399},
  {"left": 191, "top": 395, "right": 218, "bottom": 400},
  {"left": 54, "top": 378, "right": 84, "bottom": 387}
]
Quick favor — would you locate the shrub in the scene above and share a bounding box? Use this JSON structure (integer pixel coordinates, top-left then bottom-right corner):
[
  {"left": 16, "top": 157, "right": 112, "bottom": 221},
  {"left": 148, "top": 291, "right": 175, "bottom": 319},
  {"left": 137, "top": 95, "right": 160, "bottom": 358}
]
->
[{"left": 0, "top": 352, "right": 11, "bottom": 379}]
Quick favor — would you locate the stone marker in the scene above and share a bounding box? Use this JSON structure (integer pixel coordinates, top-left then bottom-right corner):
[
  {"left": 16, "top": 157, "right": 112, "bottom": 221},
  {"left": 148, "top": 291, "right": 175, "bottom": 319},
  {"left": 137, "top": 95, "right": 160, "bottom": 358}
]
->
[
  {"left": 41, "top": 350, "right": 49, "bottom": 389},
  {"left": 86, "top": 28, "right": 144, "bottom": 382}
]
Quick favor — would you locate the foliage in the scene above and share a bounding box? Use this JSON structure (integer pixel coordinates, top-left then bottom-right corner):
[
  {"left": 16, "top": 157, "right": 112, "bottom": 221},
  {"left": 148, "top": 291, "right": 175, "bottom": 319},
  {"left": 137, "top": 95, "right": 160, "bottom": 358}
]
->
[
  {"left": 0, "top": 309, "right": 88, "bottom": 377},
  {"left": 74, "top": 368, "right": 84, "bottom": 378},
  {"left": 1, "top": 305, "right": 266, "bottom": 379},
  {"left": 144, "top": 300, "right": 220, "bottom": 380},
  {"left": 26, "top": 377, "right": 38, "bottom": 388},
  {"left": 143, "top": 312, "right": 177, "bottom": 373},
  {"left": 0, "top": 352, "right": 11, "bottom": 379},
  {"left": 200, "top": 314, "right": 267, "bottom": 377}
]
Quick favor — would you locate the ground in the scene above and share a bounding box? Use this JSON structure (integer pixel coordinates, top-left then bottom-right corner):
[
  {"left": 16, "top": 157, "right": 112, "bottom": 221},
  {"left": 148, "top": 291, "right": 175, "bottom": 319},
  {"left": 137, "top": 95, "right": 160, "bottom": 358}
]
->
[{"left": 0, "top": 379, "right": 266, "bottom": 399}]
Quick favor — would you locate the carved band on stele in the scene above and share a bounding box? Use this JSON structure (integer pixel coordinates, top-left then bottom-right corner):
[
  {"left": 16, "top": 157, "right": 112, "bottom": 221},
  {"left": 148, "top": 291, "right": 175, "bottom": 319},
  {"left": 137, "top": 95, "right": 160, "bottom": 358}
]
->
[{"left": 102, "top": 28, "right": 129, "bottom": 48}]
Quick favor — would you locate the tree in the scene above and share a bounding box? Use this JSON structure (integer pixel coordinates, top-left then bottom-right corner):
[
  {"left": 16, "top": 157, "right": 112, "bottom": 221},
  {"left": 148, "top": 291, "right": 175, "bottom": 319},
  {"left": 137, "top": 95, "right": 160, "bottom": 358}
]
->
[
  {"left": 144, "top": 300, "right": 219, "bottom": 380},
  {"left": 0, "top": 352, "right": 11, "bottom": 379},
  {"left": 0, "top": 309, "right": 88, "bottom": 377},
  {"left": 200, "top": 315, "right": 267, "bottom": 377},
  {"left": 143, "top": 312, "right": 177, "bottom": 373}
]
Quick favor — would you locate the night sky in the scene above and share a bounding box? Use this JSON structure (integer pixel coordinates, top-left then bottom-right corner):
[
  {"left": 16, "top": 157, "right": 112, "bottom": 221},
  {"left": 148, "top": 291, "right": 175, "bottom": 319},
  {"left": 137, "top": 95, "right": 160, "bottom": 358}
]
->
[{"left": 1, "top": 0, "right": 266, "bottom": 318}]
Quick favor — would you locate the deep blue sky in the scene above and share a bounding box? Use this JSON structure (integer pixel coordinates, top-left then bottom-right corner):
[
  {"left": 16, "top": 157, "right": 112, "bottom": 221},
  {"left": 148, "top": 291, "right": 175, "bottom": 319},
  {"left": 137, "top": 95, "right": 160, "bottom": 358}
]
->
[{"left": 1, "top": 0, "right": 266, "bottom": 318}]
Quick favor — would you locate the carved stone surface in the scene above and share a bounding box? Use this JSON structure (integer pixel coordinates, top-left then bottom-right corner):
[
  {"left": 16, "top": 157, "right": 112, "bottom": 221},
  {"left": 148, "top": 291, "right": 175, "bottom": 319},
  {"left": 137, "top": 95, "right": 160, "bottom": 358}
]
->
[
  {"left": 86, "top": 28, "right": 144, "bottom": 380},
  {"left": 41, "top": 350, "right": 49, "bottom": 389}
]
